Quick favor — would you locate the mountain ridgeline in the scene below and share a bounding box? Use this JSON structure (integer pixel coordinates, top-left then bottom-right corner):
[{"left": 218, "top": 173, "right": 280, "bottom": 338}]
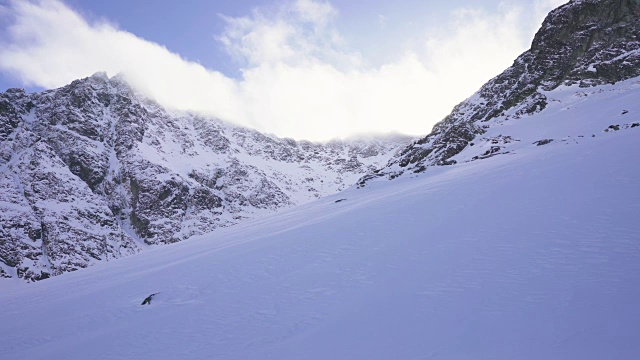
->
[
  {"left": 1, "top": 0, "right": 639, "bottom": 283},
  {"left": 360, "top": 0, "right": 640, "bottom": 183},
  {"left": 0, "top": 75, "right": 412, "bottom": 282}
]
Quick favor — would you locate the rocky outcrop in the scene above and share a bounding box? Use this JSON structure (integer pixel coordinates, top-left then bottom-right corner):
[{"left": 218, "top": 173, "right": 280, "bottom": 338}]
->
[
  {"left": 0, "top": 74, "right": 412, "bottom": 282},
  {"left": 363, "top": 0, "right": 640, "bottom": 182}
]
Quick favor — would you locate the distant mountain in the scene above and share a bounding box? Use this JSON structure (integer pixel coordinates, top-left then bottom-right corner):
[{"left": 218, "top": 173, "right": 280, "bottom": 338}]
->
[
  {"left": 360, "top": 0, "right": 640, "bottom": 185},
  {"left": 1, "top": 54, "right": 639, "bottom": 360},
  {"left": 0, "top": 74, "right": 413, "bottom": 282},
  {"left": 3, "top": 0, "right": 639, "bottom": 283},
  {"left": 1, "top": 1, "right": 638, "bottom": 356}
]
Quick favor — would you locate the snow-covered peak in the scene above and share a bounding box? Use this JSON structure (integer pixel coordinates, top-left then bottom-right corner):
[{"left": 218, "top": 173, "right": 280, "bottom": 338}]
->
[
  {"left": 0, "top": 74, "right": 413, "bottom": 282},
  {"left": 362, "top": 0, "right": 640, "bottom": 184},
  {"left": 1, "top": 77, "right": 639, "bottom": 358}
]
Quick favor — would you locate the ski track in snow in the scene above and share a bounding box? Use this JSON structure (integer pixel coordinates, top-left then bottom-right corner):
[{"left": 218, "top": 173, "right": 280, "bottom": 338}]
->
[{"left": 0, "top": 82, "right": 640, "bottom": 359}]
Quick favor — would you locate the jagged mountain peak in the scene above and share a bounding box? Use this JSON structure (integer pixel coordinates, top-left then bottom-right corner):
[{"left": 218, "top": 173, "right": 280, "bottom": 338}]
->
[
  {"left": 530, "top": 0, "right": 640, "bottom": 88},
  {"left": 0, "top": 73, "right": 413, "bottom": 282},
  {"left": 360, "top": 0, "right": 640, "bottom": 184}
]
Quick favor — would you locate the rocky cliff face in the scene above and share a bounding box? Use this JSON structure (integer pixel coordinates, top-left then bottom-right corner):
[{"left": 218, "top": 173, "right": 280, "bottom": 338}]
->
[
  {"left": 0, "top": 74, "right": 412, "bottom": 282},
  {"left": 361, "top": 0, "right": 640, "bottom": 183}
]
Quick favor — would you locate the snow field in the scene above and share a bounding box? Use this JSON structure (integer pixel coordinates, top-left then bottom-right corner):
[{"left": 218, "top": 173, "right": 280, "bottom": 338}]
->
[
  {"left": 0, "top": 120, "right": 639, "bottom": 359},
  {"left": 1, "top": 80, "right": 640, "bottom": 359}
]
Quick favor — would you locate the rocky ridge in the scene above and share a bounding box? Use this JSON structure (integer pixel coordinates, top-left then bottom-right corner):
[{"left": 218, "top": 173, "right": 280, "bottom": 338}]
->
[
  {"left": 360, "top": 0, "right": 640, "bottom": 184},
  {"left": 0, "top": 75, "right": 412, "bottom": 282}
]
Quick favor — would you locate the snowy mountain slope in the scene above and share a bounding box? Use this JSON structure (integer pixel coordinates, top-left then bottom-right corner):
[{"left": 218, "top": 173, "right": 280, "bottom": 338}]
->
[
  {"left": 363, "top": 0, "right": 640, "bottom": 183},
  {"left": 0, "top": 75, "right": 413, "bottom": 282},
  {"left": 385, "top": 77, "right": 640, "bottom": 177},
  {"left": 0, "top": 82, "right": 638, "bottom": 359}
]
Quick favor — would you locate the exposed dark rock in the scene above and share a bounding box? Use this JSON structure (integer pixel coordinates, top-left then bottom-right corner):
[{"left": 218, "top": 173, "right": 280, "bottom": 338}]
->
[
  {"left": 605, "top": 122, "right": 640, "bottom": 131},
  {"left": 0, "top": 73, "right": 412, "bottom": 281},
  {"left": 361, "top": 0, "right": 640, "bottom": 184},
  {"left": 471, "top": 146, "right": 503, "bottom": 160},
  {"left": 534, "top": 139, "right": 555, "bottom": 146}
]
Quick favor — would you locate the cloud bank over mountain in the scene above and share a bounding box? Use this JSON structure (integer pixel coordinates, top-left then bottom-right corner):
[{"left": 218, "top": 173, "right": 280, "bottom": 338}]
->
[{"left": 0, "top": 0, "right": 566, "bottom": 141}]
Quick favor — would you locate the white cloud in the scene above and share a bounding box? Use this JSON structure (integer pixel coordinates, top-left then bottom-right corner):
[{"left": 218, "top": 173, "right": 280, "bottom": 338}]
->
[
  {"left": 216, "top": 0, "right": 353, "bottom": 69},
  {"left": 218, "top": 16, "right": 299, "bottom": 66},
  {"left": 422, "top": 5, "right": 526, "bottom": 95},
  {"left": 0, "top": 0, "right": 568, "bottom": 141},
  {"left": 293, "top": 0, "right": 336, "bottom": 26},
  {"left": 378, "top": 15, "right": 388, "bottom": 30}
]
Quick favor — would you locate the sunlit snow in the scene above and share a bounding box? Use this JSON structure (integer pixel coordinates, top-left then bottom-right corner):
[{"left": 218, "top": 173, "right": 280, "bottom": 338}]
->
[{"left": 1, "top": 80, "right": 639, "bottom": 359}]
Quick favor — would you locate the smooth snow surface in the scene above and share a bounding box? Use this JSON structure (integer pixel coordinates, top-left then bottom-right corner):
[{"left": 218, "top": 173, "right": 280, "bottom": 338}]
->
[{"left": 1, "top": 83, "right": 640, "bottom": 359}]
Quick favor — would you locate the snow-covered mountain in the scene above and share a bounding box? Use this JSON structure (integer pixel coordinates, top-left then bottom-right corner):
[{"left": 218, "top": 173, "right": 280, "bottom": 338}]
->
[
  {"left": 0, "top": 0, "right": 639, "bottom": 358},
  {"left": 0, "top": 68, "right": 639, "bottom": 360},
  {"left": 0, "top": 75, "right": 413, "bottom": 282},
  {"left": 360, "top": 0, "right": 640, "bottom": 184}
]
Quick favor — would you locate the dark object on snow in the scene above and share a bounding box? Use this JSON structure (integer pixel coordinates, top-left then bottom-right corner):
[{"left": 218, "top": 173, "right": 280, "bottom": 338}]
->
[
  {"left": 141, "top": 292, "right": 159, "bottom": 305},
  {"left": 533, "top": 139, "right": 554, "bottom": 146},
  {"left": 334, "top": 198, "right": 347, "bottom": 203}
]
